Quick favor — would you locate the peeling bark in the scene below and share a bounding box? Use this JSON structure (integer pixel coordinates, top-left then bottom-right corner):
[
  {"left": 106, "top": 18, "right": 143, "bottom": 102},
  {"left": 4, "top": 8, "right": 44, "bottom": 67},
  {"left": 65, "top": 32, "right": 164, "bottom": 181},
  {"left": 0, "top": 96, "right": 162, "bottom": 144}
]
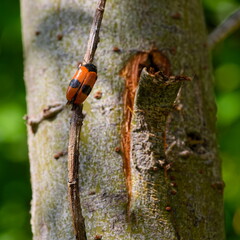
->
[{"left": 21, "top": 0, "right": 225, "bottom": 239}]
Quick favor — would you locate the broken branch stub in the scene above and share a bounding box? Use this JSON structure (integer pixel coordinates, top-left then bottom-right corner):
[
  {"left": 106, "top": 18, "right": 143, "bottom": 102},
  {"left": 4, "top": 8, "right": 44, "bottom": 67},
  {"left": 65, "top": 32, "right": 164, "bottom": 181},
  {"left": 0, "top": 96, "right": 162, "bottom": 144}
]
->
[
  {"left": 128, "top": 68, "right": 186, "bottom": 236},
  {"left": 120, "top": 49, "right": 171, "bottom": 212}
]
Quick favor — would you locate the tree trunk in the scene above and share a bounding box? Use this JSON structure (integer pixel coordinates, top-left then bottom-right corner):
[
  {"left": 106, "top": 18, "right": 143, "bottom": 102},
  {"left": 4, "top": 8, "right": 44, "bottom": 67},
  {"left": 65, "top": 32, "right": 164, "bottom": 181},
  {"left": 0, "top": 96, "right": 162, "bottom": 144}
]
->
[{"left": 21, "top": 0, "right": 225, "bottom": 239}]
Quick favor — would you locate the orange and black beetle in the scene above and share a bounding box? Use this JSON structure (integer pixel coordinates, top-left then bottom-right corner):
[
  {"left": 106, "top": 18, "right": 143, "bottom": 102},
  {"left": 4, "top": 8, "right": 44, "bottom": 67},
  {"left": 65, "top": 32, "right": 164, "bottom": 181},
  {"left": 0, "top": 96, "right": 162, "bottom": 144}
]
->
[{"left": 66, "top": 63, "right": 97, "bottom": 105}]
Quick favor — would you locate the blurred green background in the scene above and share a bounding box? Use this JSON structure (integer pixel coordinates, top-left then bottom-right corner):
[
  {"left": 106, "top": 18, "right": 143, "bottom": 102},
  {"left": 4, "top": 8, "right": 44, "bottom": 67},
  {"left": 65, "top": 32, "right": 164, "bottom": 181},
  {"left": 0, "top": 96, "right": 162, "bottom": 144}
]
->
[
  {"left": 0, "top": 0, "right": 239, "bottom": 239},
  {"left": 204, "top": 0, "right": 240, "bottom": 239}
]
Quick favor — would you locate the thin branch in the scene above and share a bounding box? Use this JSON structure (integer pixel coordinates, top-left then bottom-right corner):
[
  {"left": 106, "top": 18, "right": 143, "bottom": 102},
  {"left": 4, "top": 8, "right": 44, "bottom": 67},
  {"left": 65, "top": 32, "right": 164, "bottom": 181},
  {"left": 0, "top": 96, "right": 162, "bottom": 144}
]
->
[
  {"left": 208, "top": 8, "right": 240, "bottom": 49},
  {"left": 67, "top": 0, "right": 107, "bottom": 239},
  {"left": 68, "top": 105, "right": 86, "bottom": 240},
  {"left": 83, "top": 0, "right": 107, "bottom": 64}
]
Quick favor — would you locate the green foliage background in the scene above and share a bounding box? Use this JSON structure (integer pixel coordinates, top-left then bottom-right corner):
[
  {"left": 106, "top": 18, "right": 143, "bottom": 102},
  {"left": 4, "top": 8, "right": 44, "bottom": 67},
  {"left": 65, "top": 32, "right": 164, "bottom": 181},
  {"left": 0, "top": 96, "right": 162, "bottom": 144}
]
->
[{"left": 0, "top": 0, "right": 239, "bottom": 239}]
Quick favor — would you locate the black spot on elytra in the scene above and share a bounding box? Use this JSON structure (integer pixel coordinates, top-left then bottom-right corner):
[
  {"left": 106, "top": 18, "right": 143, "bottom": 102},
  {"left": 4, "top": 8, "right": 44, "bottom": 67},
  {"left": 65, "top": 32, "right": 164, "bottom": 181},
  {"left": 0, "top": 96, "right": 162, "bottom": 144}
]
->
[
  {"left": 82, "top": 85, "right": 92, "bottom": 95},
  {"left": 69, "top": 79, "right": 81, "bottom": 88}
]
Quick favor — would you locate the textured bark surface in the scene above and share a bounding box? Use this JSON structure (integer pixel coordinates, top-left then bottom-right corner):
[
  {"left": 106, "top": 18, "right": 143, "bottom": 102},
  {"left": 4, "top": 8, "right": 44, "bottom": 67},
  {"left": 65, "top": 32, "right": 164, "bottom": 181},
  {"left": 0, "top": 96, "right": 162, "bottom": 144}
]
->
[{"left": 21, "top": 0, "right": 225, "bottom": 239}]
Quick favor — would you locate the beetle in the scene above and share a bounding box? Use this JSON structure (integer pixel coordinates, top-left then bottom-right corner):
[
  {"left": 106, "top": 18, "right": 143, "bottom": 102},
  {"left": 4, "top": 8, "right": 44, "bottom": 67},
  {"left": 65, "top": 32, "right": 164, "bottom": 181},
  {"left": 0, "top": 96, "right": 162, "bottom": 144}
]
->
[{"left": 66, "top": 63, "right": 97, "bottom": 105}]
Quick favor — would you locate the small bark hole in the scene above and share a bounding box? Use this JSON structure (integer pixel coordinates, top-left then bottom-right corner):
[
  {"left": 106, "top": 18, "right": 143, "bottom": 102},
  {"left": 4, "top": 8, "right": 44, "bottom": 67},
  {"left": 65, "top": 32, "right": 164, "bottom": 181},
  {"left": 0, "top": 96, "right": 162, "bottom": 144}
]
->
[{"left": 186, "top": 131, "right": 205, "bottom": 152}]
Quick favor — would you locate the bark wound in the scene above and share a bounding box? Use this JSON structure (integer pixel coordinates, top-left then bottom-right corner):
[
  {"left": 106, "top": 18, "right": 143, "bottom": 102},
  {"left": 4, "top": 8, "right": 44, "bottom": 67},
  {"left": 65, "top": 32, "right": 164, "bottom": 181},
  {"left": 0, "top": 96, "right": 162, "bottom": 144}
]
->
[{"left": 120, "top": 49, "right": 171, "bottom": 213}]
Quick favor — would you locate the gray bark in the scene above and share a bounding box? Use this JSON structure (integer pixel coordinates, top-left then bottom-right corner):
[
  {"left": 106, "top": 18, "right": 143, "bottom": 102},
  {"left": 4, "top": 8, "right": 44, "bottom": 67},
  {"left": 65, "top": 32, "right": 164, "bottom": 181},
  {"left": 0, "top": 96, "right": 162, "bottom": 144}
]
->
[{"left": 21, "top": 0, "right": 225, "bottom": 239}]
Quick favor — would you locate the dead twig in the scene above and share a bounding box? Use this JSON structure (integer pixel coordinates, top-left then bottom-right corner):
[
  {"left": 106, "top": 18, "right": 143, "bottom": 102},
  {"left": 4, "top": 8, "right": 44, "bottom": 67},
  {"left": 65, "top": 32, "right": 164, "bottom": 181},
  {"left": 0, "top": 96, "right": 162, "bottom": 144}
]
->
[
  {"left": 24, "top": 103, "right": 64, "bottom": 133},
  {"left": 83, "top": 0, "right": 107, "bottom": 64},
  {"left": 68, "top": 105, "right": 86, "bottom": 240},
  {"left": 67, "top": 0, "right": 107, "bottom": 239}
]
